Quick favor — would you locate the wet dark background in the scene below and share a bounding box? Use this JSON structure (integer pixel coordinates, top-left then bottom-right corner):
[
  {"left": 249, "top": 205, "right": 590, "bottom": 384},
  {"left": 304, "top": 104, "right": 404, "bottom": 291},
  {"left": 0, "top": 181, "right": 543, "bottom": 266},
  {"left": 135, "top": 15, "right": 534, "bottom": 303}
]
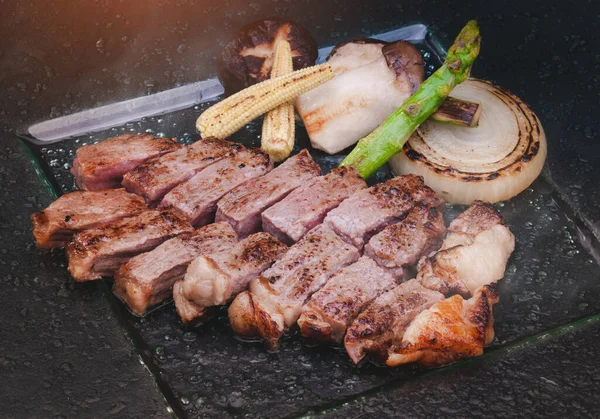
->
[{"left": 1, "top": 0, "right": 599, "bottom": 418}]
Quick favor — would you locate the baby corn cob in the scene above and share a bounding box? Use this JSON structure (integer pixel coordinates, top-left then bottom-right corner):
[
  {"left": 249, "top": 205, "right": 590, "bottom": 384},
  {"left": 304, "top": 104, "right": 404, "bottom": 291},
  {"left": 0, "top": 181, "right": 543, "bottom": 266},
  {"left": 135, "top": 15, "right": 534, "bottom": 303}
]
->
[
  {"left": 197, "top": 63, "right": 333, "bottom": 139},
  {"left": 261, "top": 40, "right": 295, "bottom": 162}
]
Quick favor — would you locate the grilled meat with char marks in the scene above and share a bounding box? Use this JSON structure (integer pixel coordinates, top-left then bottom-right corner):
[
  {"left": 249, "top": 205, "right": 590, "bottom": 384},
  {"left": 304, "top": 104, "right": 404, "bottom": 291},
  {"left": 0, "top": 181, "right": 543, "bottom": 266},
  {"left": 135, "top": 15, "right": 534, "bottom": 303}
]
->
[
  {"left": 298, "top": 256, "right": 396, "bottom": 344},
  {"left": 418, "top": 201, "right": 515, "bottom": 297},
  {"left": 161, "top": 148, "right": 273, "bottom": 227},
  {"left": 113, "top": 222, "right": 237, "bottom": 316},
  {"left": 66, "top": 209, "right": 192, "bottom": 282},
  {"left": 365, "top": 203, "right": 446, "bottom": 279},
  {"left": 71, "top": 133, "right": 180, "bottom": 191},
  {"left": 262, "top": 166, "right": 367, "bottom": 245},
  {"left": 387, "top": 284, "right": 499, "bottom": 367},
  {"left": 31, "top": 189, "right": 146, "bottom": 249},
  {"left": 122, "top": 137, "right": 241, "bottom": 204},
  {"left": 174, "top": 232, "right": 287, "bottom": 323},
  {"left": 324, "top": 174, "right": 444, "bottom": 250},
  {"left": 344, "top": 278, "right": 444, "bottom": 364},
  {"left": 228, "top": 224, "right": 359, "bottom": 349},
  {"left": 216, "top": 149, "right": 321, "bottom": 238}
]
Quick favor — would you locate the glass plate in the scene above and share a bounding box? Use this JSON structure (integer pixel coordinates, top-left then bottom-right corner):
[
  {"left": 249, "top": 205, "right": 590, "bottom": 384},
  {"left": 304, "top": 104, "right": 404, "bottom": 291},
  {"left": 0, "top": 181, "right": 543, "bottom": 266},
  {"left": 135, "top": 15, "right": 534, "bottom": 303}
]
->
[{"left": 19, "top": 25, "right": 600, "bottom": 418}]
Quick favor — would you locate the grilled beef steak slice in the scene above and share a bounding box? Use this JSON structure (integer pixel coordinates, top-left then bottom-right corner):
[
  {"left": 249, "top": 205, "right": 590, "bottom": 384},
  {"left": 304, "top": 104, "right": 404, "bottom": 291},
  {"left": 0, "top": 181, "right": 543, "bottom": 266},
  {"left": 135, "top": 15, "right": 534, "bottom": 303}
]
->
[
  {"left": 324, "top": 174, "right": 444, "bottom": 250},
  {"left": 364, "top": 203, "right": 446, "bottom": 279},
  {"left": 66, "top": 209, "right": 192, "bottom": 282},
  {"left": 418, "top": 201, "right": 515, "bottom": 297},
  {"left": 344, "top": 278, "right": 444, "bottom": 364},
  {"left": 31, "top": 189, "right": 146, "bottom": 249},
  {"left": 71, "top": 133, "right": 181, "bottom": 191},
  {"left": 387, "top": 284, "right": 499, "bottom": 367},
  {"left": 174, "top": 232, "right": 287, "bottom": 323},
  {"left": 298, "top": 256, "right": 396, "bottom": 343},
  {"left": 216, "top": 149, "right": 321, "bottom": 238},
  {"left": 228, "top": 224, "right": 360, "bottom": 349},
  {"left": 112, "top": 222, "right": 237, "bottom": 316},
  {"left": 262, "top": 166, "right": 367, "bottom": 245},
  {"left": 161, "top": 148, "right": 273, "bottom": 227},
  {"left": 122, "top": 137, "right": 241, "bottom": 204}
]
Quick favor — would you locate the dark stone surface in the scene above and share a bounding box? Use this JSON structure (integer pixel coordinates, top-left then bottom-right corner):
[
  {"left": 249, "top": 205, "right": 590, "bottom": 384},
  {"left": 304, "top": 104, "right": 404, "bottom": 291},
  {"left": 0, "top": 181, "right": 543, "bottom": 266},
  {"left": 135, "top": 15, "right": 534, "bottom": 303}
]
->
[
  {"left": 0, "top": 140, "right": 169, "bottom": 418},
  {"left": 1, "top": 0, "right": 599, "bottom": 418},
  {"left": 318, "top": 316, "right": 600, "bottom": 418}
]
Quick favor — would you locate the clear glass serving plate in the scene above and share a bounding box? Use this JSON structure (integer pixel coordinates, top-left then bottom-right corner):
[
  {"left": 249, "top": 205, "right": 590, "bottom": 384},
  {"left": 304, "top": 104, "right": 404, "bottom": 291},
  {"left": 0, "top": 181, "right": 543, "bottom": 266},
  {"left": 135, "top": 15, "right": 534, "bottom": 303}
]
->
[{"left": 18, "top": 23, "right": 600, "bottom": 418}]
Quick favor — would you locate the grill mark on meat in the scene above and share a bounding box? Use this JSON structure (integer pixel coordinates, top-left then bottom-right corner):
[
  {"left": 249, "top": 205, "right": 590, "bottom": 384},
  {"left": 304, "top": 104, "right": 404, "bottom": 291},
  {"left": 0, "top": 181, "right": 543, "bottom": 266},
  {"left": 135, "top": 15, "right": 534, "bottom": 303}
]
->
[
  {"left": 387, "top": 283, "right": 499, "bottom": 367},
  {"left": 229, "top": 224, "right": 359, "bottom": 349},
  {"left": 262, "top": 166, "right": 367, "bottom": 244},
  {"left": 31, "top": 189, "right": 147, "bottom": 249},
  {"left": 66, "top": 209, "right": 193, "bottom": 282},
  {"left": 298, "top": 256, "right": 396, "bottom": 343},
  {"left": 344, "top": 279, "right": 444, "bottom": 364},
  {"left": 122, "top": 137, "right": 241, "bottom": 204},
  {"left": 113, "top": 222, "right": 237, "bottom": 316},
  {"left": 364, "top": 203, "right": 446, "bottom": 279},
  {"left": 324, "top": 174, "right": 444, "bottom": 250},
  {"left": 71, "top": 133, "right": 181, "bottom": 191},
  {"left": 216, "top": 150, "right": 321, "bottom": 238},
  {"left": 418, "top": 201, "right": 515, "bottom": 297},
  {"left": 173, "top": 232, "right": 287, "bottom": 324},
  {"left": 161, "top": 148, "right": 273, "bottom": 227}
]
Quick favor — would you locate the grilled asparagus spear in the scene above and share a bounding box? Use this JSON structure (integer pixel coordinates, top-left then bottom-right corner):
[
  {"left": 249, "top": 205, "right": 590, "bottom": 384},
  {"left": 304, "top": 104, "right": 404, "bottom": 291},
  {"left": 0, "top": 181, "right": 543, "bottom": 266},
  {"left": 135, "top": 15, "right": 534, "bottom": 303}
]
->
[{"left": 340, "top": 20, "right": 481, "bottom": 179}]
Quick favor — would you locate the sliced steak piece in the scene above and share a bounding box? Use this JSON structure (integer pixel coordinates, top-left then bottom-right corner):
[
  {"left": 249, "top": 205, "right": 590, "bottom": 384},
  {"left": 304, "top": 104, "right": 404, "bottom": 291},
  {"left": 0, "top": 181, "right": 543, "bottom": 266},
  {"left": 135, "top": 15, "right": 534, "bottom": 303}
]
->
[
  {"left": 112, "top": 222, "right": 237, "bottom": 316},
  {"left": 298, "top": 256, "right": 396, "bottom": 343},
  {"left": 173, "top": 232, "right": 287, "bottom": 323},
  {"left": 228, "top": 224, "right": 360, "bottom": 349},
  {"left": 66, "top": 209, "right": 192, "bottom": 282},
  {"left": 122, "top": 137, "right": 241, "bottom": 204},
  {"left": 161, "top": 148, "right": 273, "bottom": 227},
  {"left": 387, "top": 284, "right": 499, "bottom": 367},
  {"left": 261, "top": 167, "right": 367, "bottom": 245},
  {"left": 71, "top": 133, "right": 181, "bottom": 190},
  {"left": 216, "top": 149, "right": 321, "bottom": 238},
  {"left": 344, "top": 278, "right": 444, "bottom": 364},
  {"left": 364, "top": 203, "right": 446, "bottom": 279},
  {"left": 324, "top": 174, "right": 444, "bottom": 250},
  {"left": 418, "top": 201, "right": 515, "bottom": 297},
  {"left": 31, "top": 189, "right": 146, "bottom": 249}
]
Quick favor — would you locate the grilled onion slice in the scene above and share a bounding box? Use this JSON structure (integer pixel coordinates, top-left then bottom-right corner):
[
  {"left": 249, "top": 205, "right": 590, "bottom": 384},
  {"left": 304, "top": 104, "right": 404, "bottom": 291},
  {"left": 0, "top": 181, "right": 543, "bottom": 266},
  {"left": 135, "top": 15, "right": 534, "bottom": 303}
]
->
[{"left": 390, "top": 78, "right": 547, "bottom": 204}]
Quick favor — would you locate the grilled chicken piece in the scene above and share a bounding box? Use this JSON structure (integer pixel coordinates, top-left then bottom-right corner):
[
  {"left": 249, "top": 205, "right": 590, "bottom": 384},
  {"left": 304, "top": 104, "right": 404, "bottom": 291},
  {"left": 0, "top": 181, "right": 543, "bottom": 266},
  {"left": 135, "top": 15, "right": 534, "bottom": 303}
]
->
[
  {"left": 419, "top": 201, "right": 515, "bottom": 297},
  {"left": 31, "top": 189, "right": 146, "bottom": 249},
  {"left": 122, "top": 137, "right": 241, "bottom": 204},
  {"left": 387, "top": 284, "right": 499, "bottom": 367},
  {"left": 228, "top": 224, "right": 360, "bottom": 349},
  {"left": 112, "top": 222, "right": 237, "bottom": 316},
  {"left": 298, "top": 256, "right": 396, "bottom": 344},
  {"left": 161, "top": 148, "right": 273, "bottom": 227},
  {"left": 364, "top": 203, "right": 446, "bottom": 279},
  {"left": 216, "top": 149, "right": 321, "bottom": 238},
  {"left": 344, "top": 279, "right": 444, "bottom": 364},
  {"left": 66, "top": 209, "right": 192, "bottom": 282},
  {"left": 71, "top": 133, "right": 181, "bottom": 191},
  {"left": 262, "top": 166, "right": 367, "bottom": 245},
  {"left": 324, "top": 174, "right": 444, "bottom": 250},
  {"left": 173, "top": 232, "right": 287, "bottom": 323}
]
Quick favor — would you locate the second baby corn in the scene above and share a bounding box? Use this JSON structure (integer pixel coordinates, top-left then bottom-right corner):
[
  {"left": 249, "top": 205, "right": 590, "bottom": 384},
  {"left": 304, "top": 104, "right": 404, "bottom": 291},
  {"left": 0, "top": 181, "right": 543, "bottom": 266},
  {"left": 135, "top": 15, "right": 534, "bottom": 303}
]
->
[{"left": 261, "top": 40, "right": 295, "bottom": 162}]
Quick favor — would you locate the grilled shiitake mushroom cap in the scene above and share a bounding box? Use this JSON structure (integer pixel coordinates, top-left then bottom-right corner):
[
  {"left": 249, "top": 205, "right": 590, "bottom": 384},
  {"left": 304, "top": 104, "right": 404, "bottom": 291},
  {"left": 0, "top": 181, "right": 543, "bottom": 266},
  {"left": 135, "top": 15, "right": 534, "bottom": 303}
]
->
[{"left": 217, "top": 17, "right": 318, "bottom": 94}]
